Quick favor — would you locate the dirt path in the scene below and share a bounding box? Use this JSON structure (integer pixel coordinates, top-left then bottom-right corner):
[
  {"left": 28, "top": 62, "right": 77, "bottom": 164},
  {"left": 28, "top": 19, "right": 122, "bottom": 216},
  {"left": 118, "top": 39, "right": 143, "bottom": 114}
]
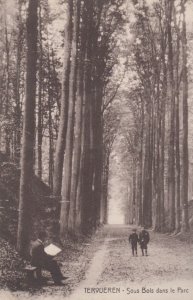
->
[
  {"left": 1, "top": 225, "right": 193, "bottom": 300},
  {"left": 68, "top": 225, "right": 193, "bottom": 300}
]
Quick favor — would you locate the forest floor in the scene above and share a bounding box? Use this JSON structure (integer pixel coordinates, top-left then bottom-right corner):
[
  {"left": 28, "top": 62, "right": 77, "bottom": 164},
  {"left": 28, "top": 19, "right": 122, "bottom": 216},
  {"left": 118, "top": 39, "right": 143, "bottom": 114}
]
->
[{"left": 0, "top": 225, "right": 193, "bottom": 300}]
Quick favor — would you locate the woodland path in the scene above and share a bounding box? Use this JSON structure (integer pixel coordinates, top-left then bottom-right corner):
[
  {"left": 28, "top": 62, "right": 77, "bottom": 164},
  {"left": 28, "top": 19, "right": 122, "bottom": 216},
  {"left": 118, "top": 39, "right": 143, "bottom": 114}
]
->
[
  {"left": 68, "top": 225, "right": 193, "bottom": 300},
  {"left": 1, "top": 225, "right": 193, "bottom": 300}
]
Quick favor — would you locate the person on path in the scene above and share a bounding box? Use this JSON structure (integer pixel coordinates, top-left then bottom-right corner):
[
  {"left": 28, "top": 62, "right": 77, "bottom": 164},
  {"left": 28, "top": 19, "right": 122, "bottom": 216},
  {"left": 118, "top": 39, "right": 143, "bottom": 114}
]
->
[
  {"left": 129, "top": 228, "right": 139, "bottom": 256},
  {"left": 139, "top": 227, "right": 150, "bottom": 256},
  {"left": 31, "top": 231, "right": 66, "bottom": 285}
]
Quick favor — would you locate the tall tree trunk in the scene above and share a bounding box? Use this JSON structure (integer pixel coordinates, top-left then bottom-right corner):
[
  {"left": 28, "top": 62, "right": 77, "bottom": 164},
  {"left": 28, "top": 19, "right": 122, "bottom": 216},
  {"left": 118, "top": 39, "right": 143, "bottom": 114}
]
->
[
  {"left": 138, "top": 97, "right": 144, "bottom": 225},
  {"left": 167, "top": 0, "right": 176, "bottom": 232},
  {"left": 92, "top": 79, "right": 103, "bottom": 228},
  {"left": 90, "top": 5, "right": 104, "bottom": 229},
  {"left": 152, "top": 84, "right": 161, "bottom": 231},
  {"left": 181, "top": 0, "right": 189, "bottom": 232},
  {"left": 101, "top": 151, "right": 110, "bottom": 224},
  {"left": 132, "top": 160, "right": 137, "bottom": 224},
  {"left": 48, "top": 48, "right": 54, "bottom": 190},
  {"left": 17, "top": 0, "right": 38, "bottom": 257},
  {"left": 60, "top": 0, "right": 79, "bottom": 236},
  {"left": 14, "top": 0, "right": 23, "bottom": 163},
  {"left": 80, "top": 0, "right": 94, "bottom": 234},
  {"left": 143, "top": 104, "right": 152, "bottom": 228},
  {"left": 4, "top": 21, "right": 10, "bottom": 157},
  {"left": 37, "top": 2, "right": 43, "bottom": 179},
  {"left": 81, "top": 59, "right": 92, "bottom": 234},
  {"left": 68, "top": 0, "right": 88, "bottom": 233},
  {"left": 68, "top": 1, "right": 83, "bottom": 232},
  {"left": 160, "top": 63, "right": 166, "bottom": 232},
  {"left": 53, "top": 0, "right": 73, "bottom": 198},
  {"left": 174, "top": 26, "right": 181, "bottom": 233},
  {"left": 48, "top": 106, "right": 54, "bottom": 191},
  {"left": 68, "top": 62, "right": 83, "bottom": 232},
  {"left": 75, "top": 68, "right": 87, "bottom": 233}
]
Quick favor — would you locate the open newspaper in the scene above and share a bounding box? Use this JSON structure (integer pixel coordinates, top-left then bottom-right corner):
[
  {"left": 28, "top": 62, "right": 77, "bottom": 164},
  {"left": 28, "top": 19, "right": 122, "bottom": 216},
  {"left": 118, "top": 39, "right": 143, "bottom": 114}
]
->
[{"left": 44, "top": 244, "right": 62, "bottom": 256}]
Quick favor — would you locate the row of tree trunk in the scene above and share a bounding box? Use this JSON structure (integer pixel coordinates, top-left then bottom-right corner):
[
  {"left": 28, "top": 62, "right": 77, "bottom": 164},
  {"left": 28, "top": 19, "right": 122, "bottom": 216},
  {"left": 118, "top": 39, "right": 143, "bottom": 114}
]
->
[
  {"left": 16, "top": 0, "right": 124, "bottom": 255},
  {"left": 53, "top": 0, "right": 125, "bottom": 236},
  {"left": 126, "top": 0, "right": 189, "bottom": 234}
]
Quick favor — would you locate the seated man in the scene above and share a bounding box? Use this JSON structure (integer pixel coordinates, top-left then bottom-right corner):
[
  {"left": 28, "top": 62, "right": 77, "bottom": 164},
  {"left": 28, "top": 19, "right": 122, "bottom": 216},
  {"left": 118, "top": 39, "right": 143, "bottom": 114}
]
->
[{"left": 31, "top": 231, "right": 65, "bottom": 285}]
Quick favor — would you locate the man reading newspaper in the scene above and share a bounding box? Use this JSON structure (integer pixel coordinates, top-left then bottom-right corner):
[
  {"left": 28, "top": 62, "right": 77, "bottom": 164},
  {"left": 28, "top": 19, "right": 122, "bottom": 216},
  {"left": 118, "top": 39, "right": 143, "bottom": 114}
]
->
[{"left": 31, "top": 231, "right": 66, "bottom": 285}]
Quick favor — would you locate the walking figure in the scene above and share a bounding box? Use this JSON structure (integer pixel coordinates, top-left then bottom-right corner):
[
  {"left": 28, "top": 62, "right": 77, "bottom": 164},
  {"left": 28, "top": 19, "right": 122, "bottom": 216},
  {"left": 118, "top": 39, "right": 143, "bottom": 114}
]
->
[
  {"left": 129, "top": 228, "right": 139, "bottom": 256},
  {"left": 139, "top": 227, "right": 150, "bottom": 256}
]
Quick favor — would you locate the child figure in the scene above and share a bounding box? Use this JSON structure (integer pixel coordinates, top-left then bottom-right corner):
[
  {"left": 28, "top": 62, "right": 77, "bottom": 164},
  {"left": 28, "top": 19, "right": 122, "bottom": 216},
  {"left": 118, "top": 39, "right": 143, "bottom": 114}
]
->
[
  {"left": 139, "top": 227, "right": 150, "bottom": 256},
  {"left": 129, "top": 228, "right": 139, "bottom": 256}
]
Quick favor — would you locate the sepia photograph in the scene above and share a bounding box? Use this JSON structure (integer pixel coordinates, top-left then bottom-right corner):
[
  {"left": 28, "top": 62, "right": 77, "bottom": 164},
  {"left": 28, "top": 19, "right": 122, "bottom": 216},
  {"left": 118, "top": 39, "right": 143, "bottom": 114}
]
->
[{"left": 0, "top": 0, "right": 193, "bottom": 299}]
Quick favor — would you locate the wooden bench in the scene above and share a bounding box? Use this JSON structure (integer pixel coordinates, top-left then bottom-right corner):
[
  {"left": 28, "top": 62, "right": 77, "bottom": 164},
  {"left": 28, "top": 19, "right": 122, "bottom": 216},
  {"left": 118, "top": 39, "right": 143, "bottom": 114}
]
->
[{"left": 23, "top": 265, "right": 39, "bottom": 281}]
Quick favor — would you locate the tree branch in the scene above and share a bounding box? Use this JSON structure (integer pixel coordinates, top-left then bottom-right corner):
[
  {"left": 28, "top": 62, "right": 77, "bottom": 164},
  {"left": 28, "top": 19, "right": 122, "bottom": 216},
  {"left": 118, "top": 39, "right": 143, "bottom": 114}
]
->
[{"left": 102, "top": 67, "right": 126, "bottom": 113}]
